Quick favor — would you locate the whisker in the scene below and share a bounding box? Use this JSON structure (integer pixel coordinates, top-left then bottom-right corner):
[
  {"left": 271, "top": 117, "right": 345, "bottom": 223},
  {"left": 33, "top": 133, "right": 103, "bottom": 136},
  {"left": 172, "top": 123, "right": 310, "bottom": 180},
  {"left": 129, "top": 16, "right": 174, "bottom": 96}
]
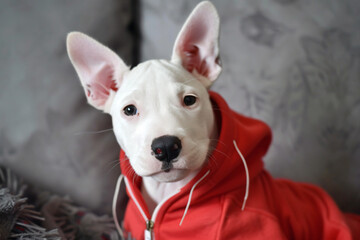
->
[
  {"left": 208, "top": 160, "right": 218, "bottom": 171},
  {"left": 117, "top": 156, "right": 138, "bottom": 182},
  {"left": 210, "top": 147, "right": 231, "bottom": 160},
  {"left": 209, "top": 138, "right": 226, "bottom": 147},
  {"left": 104, "top": 161, "right": 121, "bottom": 175},
  {"left": 103, "top": 158, "right": 120, "bottom": 167},
  {"left": 74, "top": 128, "right": 113, "bottom": 135},
  {"left": 99, "top": 157, "right": 121, "bottom": 175}
]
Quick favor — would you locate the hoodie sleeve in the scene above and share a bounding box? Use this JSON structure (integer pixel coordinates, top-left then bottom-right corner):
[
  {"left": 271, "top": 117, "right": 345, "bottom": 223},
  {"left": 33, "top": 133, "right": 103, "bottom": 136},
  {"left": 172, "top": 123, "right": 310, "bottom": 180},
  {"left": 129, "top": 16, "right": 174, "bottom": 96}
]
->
[{"left": 274, "top": 180, "right": 354, "bottom": 240}]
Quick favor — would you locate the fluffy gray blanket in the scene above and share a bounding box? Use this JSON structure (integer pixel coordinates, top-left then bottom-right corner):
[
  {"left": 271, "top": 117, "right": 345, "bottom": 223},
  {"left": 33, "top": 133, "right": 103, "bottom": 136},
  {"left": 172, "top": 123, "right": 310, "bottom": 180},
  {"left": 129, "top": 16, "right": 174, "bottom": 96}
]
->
[{"left": 0, "top": 166, "right": 120, "bottom": 240}]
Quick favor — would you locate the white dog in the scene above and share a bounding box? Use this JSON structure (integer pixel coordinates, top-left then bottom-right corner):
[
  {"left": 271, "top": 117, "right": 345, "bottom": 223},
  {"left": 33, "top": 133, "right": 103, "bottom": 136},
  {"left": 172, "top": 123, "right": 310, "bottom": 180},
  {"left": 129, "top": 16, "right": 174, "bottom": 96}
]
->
[{"left": 67, "top": 1, "right": 359, "bottom": 239}]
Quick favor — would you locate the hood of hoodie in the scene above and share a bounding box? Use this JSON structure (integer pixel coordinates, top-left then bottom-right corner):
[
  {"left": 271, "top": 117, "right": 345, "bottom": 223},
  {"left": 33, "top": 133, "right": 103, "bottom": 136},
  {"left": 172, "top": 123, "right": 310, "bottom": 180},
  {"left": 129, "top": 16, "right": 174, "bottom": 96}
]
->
[{"left": 118, "top": 91, "right": 272, "bottom": 212}]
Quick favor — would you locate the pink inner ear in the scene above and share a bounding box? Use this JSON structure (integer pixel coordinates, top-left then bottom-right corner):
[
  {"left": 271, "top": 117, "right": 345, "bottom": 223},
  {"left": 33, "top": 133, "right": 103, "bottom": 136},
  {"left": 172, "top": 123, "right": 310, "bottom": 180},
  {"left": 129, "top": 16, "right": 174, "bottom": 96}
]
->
[
  {"left": 179, "top": 17, "right": 210, "bottom": 77},
  {"left": 175, "top": 9, "right": 220, "bottom": 81},
  {"left": 85, "top": 65, "right": 118, "bottom": 107},
  {"left": 182, "top": 44, "right": 212, "bottom": 78}
]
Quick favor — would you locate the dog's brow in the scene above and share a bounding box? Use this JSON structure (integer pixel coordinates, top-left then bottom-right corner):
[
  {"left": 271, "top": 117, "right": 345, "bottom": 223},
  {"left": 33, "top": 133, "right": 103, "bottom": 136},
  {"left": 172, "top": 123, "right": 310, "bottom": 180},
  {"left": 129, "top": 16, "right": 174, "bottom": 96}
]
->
[
  {"left": 173, "top": 81, "right": 197, "bottom": 94},
  {"left": 119, "top": 89, "right": 142, "bottom": 103}
]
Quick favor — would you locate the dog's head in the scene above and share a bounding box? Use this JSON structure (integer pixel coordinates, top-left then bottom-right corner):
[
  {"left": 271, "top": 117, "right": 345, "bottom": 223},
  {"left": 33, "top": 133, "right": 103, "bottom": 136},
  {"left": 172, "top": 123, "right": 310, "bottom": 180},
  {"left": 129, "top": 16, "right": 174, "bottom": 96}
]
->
[{"left": 67, "top": 1, "right": 221, "bottom": 182}]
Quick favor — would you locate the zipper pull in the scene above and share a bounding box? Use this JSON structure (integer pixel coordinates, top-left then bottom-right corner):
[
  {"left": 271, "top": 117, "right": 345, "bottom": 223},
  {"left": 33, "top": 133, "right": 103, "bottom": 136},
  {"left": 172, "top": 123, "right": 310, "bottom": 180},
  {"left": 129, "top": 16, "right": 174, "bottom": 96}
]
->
[{"left": 144, "top": 220, "right": 154, "bottom": 240}]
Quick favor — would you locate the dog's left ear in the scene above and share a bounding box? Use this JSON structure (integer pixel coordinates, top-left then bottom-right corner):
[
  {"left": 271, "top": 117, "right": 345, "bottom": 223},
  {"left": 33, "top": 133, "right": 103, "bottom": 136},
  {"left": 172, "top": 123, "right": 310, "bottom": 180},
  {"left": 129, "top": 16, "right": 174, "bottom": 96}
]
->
[
  {"left": 171, "top": 1, "right": 221, "bottom": 88},
  {"left": 67, "top": 32, "right": 129, "bottom": 113}
]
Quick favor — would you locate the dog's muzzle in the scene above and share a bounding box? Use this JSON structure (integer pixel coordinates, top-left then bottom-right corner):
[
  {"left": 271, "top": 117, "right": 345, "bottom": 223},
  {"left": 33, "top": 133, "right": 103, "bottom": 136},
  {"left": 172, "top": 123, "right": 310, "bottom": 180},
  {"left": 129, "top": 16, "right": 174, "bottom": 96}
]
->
[{"left": 151, "top": 135, "right": 182, "bottom": 171}]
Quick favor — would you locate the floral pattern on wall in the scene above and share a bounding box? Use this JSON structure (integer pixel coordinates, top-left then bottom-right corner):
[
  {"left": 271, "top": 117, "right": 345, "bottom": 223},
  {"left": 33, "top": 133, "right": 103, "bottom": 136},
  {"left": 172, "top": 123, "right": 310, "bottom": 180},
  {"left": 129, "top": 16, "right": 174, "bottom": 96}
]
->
[{"left": 297, "top": 29, "right": 360, "bottom": 152}]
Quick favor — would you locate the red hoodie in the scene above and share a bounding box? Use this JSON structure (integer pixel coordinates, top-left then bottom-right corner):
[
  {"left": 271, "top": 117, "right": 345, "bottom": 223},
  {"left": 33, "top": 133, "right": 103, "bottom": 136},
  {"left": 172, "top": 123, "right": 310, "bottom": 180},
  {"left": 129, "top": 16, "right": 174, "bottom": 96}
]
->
[{"left": 113, "top": 91, "right": 360, "bottom": 240}]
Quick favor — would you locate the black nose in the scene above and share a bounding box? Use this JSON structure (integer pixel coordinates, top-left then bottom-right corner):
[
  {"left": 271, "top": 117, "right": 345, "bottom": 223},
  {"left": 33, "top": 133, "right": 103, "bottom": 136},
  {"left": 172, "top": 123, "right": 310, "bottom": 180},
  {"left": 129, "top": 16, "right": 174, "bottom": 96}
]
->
[{"left": 151, "top": 135, "right": 182, "bottom": 163}]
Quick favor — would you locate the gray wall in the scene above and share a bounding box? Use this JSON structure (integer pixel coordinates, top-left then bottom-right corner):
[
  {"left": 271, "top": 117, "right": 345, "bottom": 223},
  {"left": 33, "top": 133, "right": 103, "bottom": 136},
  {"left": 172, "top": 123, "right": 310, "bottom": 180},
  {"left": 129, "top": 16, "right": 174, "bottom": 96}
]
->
[{"left": 0, "top": 0, "right": 135, "bottom": 212}]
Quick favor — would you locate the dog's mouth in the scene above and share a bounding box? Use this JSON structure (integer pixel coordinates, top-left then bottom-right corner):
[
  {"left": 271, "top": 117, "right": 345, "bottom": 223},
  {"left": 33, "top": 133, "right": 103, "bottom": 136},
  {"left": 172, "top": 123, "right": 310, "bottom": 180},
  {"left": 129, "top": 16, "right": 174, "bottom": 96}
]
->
[
  {"left": 161, "top": 162, "right": 173, "bottom": 172},
  {"left": 148, "top": 168, "right": 191, "bottom": 183}
]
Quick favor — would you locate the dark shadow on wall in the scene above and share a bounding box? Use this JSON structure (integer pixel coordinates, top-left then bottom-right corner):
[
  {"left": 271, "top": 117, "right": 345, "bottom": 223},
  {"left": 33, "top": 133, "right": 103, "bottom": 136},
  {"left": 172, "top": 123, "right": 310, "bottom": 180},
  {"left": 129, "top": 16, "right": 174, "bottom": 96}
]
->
[{"left": 0, "top": 0, "right": 142, "bottom": 214}]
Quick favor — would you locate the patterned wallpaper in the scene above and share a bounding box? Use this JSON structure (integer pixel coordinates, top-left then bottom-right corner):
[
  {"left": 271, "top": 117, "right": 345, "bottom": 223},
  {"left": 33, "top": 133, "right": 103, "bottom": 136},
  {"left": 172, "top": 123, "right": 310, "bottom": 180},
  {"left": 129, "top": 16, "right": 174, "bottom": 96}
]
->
[{"left": 140, "top": 0, "right": 360, "bottom": 212}]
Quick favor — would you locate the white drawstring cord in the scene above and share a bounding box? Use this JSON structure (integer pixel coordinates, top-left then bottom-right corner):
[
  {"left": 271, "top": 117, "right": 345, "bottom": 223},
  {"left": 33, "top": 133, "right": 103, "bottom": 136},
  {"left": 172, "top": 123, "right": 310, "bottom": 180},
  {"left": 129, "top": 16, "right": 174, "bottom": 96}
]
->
[
  {"left": 233, "top": 140, "right": 249, "bottom": 211},
  {"left": 124, "top": 177, "right": 149, "bottom": 223},
  {"left": 179, "top": 170, "right": 211, "bottom": 226},
  {"left": 112, "top": 175, "right": 124, "bottom": 237},
  {"left": 114, "top": 141, "right": 248, "bottom": 232},
  {"left": 179, "top": 141, "right": 249, "bottom": 226}
]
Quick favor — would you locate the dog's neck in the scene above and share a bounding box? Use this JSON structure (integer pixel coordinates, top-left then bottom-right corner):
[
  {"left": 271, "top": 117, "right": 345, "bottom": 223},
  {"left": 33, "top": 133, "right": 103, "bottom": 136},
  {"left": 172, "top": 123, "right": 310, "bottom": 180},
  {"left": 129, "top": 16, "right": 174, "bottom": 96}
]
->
[
  {"left": 141, "top": 105, "right": 219, "bottom": 215},
  {"left": 141, "top": 170, "right": 200, "bottom": 215}
]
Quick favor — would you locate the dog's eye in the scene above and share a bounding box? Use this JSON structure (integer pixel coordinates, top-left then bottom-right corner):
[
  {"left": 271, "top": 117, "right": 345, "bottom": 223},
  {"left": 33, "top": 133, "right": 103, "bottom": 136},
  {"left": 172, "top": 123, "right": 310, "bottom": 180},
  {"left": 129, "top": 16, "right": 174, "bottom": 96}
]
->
[
  {"left": 123, "top": 105, "right": 137, "bottom": 116},
  {"left": 183, "top": 95, "right": 197, "bottom": 106}
]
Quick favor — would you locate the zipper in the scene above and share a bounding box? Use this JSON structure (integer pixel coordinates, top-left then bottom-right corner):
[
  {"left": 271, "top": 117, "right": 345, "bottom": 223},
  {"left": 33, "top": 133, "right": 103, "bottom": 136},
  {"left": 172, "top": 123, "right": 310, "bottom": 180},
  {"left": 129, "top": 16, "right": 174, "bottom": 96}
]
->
[
  {"left": 146, "top": 220, "right": 154, "bottom": 230},
  {"left": 123, "top": 170, "right": 210, "bottom": 239},
  {"left": 145, "top": 220, "right": 154, "bottom": 240},
  {"left": 124, "top": 177, "right": 180, "bottom": 240}
]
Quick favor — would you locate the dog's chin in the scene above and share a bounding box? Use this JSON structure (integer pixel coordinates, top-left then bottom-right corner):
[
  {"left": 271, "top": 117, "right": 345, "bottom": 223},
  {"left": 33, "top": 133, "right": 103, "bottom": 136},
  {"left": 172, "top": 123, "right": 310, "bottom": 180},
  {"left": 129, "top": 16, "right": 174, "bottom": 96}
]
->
[{"left": 150, "top": 169, "right": 191, "bottom": 183}]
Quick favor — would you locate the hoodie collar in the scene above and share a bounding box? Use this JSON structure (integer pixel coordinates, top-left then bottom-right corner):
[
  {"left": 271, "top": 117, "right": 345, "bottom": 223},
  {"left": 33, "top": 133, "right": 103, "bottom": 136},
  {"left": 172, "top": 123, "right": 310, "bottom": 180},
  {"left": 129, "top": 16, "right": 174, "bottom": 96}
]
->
[{"left": 193, "top": 91, "right": 271, "bottom": 192}]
